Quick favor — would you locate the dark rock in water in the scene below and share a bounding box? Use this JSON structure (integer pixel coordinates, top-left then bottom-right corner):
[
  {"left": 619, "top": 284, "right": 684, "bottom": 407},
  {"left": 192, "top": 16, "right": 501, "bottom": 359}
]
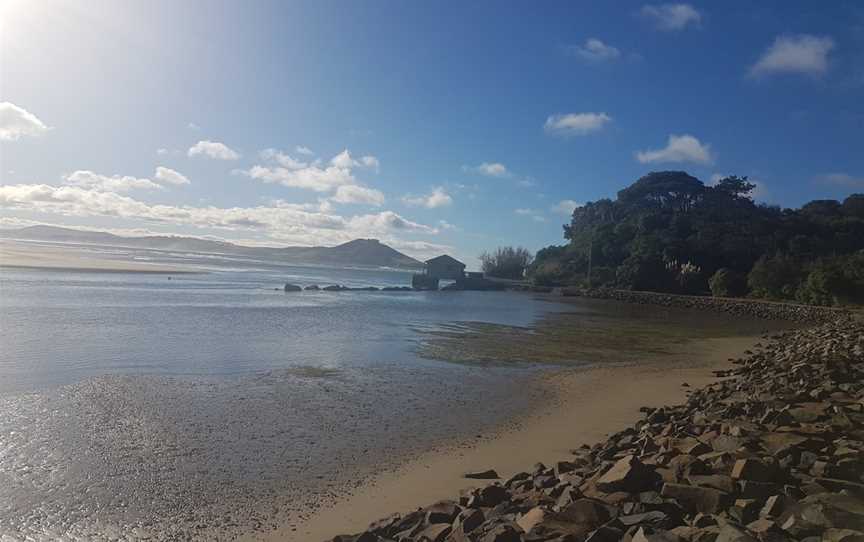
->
[
  {"left": 348, "top": 286, "right": 380, "bottom": 291},
  {"left": 322, "top": 285, "right": 345, "bottom": 291},
  {"left": 304, "top": 284, "right": 320, "bottom": 290},
  {"left": 283, "top": 283, "right": 302, "bottom": 292},
  {"left": 382, "top": 286, "right": 412, "bottom": 291},
  {"left": 465, "top": 469, "right": 499, "bottom": 480}
]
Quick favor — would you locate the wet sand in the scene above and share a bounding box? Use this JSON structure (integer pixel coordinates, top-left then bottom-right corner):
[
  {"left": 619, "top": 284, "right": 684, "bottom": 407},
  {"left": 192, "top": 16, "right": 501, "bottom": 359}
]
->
[
  {"left": 261, "top": 334, "right": 761, "bottom": 541},
  {"left": 0, "top": 240, "right": 192, "bottom": 273}
]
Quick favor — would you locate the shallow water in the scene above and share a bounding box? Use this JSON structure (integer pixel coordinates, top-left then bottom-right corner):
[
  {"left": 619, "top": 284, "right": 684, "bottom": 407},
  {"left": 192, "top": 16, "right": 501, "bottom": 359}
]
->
[{"left": 0, "top": 251, "right": 777, "bottom": 541}]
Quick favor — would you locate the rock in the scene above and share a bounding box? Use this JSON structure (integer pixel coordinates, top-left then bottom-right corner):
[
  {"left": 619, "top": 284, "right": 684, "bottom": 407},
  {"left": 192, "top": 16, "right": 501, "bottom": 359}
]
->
[
  {"left": 557, "top": 498, "right": 611, "bottom": 527},
  {"left": 660, "top": 483, "right": 730, "bottom": 515},
  {"left": 424, "top": 501, "right": 460, "bottom": 524},
  {"left": 283, "top": 283, "right": 302, "bottom": 292},
  {"left": 417, "top": 523, "right": 450, "bottom": 542},
  {"left": 515, "top": 507, "right": 546, "bottom": 534},
  {"left": 822, "top": 529, "right": 864, "bottom": 542},
  {"left": 730, "top": 459, "right": 776, "bottom": 483},
  {"left": 323, "top": 285, "right": 345, "bottom": 291},
  {"left": 453, "top": 508, "right": 484, "bottom": 534},
  {"left": 477, "top": 522, "right": 523, "bottom": 542},
  {"left": 596, "top": 455, "right": 657, "bottom": 493},
  {"left": 464, "top": 469, "right": 500, "bottom": 480},
  {"left": 304, "top": 284, "right": 320, "bottom": 290}
]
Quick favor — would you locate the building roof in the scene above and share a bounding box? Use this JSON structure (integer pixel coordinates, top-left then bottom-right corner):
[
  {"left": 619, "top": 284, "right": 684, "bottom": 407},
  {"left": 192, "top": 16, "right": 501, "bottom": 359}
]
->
[{"left": 425, "top": 254, "right": 465, "bottom": 267}]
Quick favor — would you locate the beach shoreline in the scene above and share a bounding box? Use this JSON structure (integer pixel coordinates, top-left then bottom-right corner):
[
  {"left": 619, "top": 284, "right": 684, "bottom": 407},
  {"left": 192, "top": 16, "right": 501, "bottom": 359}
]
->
[
  {"left": 0, "top": 240, "right": 196, "bottom": 274},
  {"left": 261, "top": 332, "right": 762, "bottom": 542}
]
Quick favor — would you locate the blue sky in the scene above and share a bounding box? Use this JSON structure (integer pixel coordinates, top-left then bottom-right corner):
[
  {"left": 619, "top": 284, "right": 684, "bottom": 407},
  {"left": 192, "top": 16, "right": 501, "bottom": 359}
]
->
[{"left": 1, "top": 1, "right": 862, "bottom": 267}]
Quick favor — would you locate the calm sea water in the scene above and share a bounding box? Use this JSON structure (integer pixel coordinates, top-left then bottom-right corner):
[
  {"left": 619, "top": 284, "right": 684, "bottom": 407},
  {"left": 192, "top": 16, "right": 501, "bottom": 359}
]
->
[
  {"left": 0, "top": 245, "right": 777, "bottom": 541},
  {"left": 0, "top": 248, "right": 570, "bottom": 540}
]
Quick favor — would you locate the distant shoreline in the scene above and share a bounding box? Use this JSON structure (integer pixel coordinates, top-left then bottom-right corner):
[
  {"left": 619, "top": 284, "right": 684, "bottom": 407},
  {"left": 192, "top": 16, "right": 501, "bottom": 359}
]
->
[{"left": 0, "top": 240, "right": 198, "bottom": 274}]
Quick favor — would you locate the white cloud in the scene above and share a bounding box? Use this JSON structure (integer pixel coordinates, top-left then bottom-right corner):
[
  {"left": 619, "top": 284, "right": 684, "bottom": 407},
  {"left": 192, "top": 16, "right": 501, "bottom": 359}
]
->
[
  {"left": 331, "top": 149, "right": 356, "bottom": 169},
  {"left": 156, "top": 148, "right": 170, "bottom": 155},
  {"left": 331, "top": 185, "right": 385, "bottom": 206},
  {"left": 544, "top": 113, "right": 612, "bottom": 136},
  {"left": 188, "top": 140, "right": 241, "bottom": 160},
  {"left": 347, "top": 211, "right": 438, "bottom": 234},
  {"left": 402, "top": 187, "right": 453, "bottom": 209},
  {"left": 640, "top": 3, "right": 702, "bottom": 31},
  {"left": 0, "top": 184, "right": 440, "bottom": 246},
  {"left": 0, "top": 102, "right": 51, "bottom": 141},
  {"left": 360, "top": 155, "right": 380, "bottom": 171},
  {"left": 636, "top": 134, "right": 714, "bottom": 165},
  {"left": 260, "top": 148, "right": 308, "bottom": 169},
  {"left": 295, "top": 145, "right": 314, "bottom": 156},
  {"left": 569, "top": 38, "right": 621, "bottom": 62},
  {"left": 551, "top": 199, "right": 582, "bottom": 216},
  {"left": 62, "top": 170, "right": 163, "bottom": 192},
  {"left": 154, "top": 166, "right": 190, "bottom": 186},
  {"left": 246, "top": 164, "right": 355, "bottom": 192},
  {"left": 817, "top": 172, "right": 864, "bottom": 188},
  {"left": 329, "top": 149, "right": 380, "bottom": 170},
  {"left": 465, "top": 162, "right": 510, "bottom": 178},
  {"left": 749, "top": 35, "right": 835, "bottom": 78},
  {"left": 187, "top": 122, "right": 201, "bottom": 131}
]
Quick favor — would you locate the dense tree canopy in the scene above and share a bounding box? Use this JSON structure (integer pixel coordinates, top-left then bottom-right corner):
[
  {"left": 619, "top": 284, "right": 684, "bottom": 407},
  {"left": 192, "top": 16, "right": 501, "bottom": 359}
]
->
[{"left": 529, "top": 171, "right": 864, "bottom": 306}]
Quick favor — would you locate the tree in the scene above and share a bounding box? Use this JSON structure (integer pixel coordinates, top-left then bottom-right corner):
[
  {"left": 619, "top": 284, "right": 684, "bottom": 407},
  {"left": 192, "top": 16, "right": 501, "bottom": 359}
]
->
[
  {"left": 747, "top": 254, "right": 804, "bottom": 300},
  {"left": 480, "top": 246, "right": 533, "bottom": 279},
  {"left": 529, "top": 170, "right": 864, "bottom": 305}
]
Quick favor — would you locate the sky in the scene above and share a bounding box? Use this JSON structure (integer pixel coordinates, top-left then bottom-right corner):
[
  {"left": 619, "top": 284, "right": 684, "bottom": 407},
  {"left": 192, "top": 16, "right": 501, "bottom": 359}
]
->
[{"left": 1, "top": 0, "right": 863, "bottom": 268}]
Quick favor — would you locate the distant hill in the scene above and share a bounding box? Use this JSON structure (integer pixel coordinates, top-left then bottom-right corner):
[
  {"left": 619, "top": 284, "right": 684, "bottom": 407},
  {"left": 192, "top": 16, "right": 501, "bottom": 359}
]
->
[{"left": 0, "top": 225, "right": 425, "bottom": 270}]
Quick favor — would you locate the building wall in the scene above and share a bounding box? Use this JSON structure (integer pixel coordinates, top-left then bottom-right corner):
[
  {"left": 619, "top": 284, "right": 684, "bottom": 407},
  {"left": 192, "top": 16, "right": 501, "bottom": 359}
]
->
[{"left": 427, "top": 262, "right": 465, "bottom": 280}]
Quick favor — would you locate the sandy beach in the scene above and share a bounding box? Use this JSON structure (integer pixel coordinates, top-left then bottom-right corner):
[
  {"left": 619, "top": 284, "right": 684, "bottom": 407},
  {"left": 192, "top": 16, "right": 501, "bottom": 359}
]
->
[
  {"left": 265, "top": 333, "right": 759, "bottom": 541},
  {"left": 0, "top": 240, "right": 193, "bottom": 273}
]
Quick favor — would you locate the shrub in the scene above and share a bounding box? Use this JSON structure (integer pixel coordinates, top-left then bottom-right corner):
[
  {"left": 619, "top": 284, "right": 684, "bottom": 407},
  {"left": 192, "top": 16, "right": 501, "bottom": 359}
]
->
[{"left": 708, "top": 268, "right": 748, "bottom": 297}]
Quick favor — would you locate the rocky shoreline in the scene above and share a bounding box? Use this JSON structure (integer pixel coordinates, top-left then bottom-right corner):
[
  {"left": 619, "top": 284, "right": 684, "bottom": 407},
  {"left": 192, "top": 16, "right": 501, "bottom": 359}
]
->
[
  {"left": 325, "top": 306, "right": 863, "bottom": 542},
  {"left": 556, "top": 289, "right": 850, "bottom": 324}
]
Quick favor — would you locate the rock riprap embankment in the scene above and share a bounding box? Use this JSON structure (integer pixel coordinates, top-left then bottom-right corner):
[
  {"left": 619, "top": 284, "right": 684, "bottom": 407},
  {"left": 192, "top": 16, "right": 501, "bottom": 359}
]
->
[
  {"left": 326, "top": 316, "right": 864, "bottom": 542},
  {"left": 558, "top": 289, "right": 848, "bottom": 324}
]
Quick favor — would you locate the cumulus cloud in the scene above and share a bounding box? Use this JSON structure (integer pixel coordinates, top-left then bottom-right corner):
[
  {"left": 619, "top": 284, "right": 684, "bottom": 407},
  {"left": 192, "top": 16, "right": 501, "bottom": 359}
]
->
[
  {"left": 188, "top": 140, "right": 241, "bottom": 160},
  {"left": 245, "top": 148, "right": 384, "bottom": 198},
  {"left": 154, "top": 166, "right": 190, "bottom": 185},
  {"left": 640, "top": 3, "right": 702, "bottom": 31},
  {"left": 749, "top": 35, "right": 835, "bottom": 78},
  {"left": 347, "top": 211, "right": 438, "bottom": 234},
  {"left": 402, "top": 187, "right": 453, "bottom": 208},
  {"left": 0, "top": 102, "right": 51, "bottom": 141},
  {"left": 636, "top": 134, "right": 714, "bottom": 165},
  {"left": 295, "top": 145, "right": 314, "bottom": 156},
  {"left": 0, "top": 184, "right": 438, "bottom": 246},
  {"left": 817, "top": 172, "right": 864, "bottom": 188},
  {"left": 331, "top": 185, "right": 385, "bottom": 206},
  {"left": 465, "top": 162, "right": 510, "bottom": 178},
  {"left": 246, "top": 163, "right": 355, "bottom": 192},
  {"left": 259, "top": 148, "right": 309, "bottom": 169},
  {"left": 551, "top": 199, "right": 582, "bottom": 216},
  {"left": 569, "top": 38, "right": 621, "bottom": 62},
  {"left": 544, "top": 113, "right": 612, "bottom": 136},
  {"left": 62, "top": 170, "right": 163, "bottom": 192},
  {"left": 326, "top": 149, "right": 380, "bottom": 170}
]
